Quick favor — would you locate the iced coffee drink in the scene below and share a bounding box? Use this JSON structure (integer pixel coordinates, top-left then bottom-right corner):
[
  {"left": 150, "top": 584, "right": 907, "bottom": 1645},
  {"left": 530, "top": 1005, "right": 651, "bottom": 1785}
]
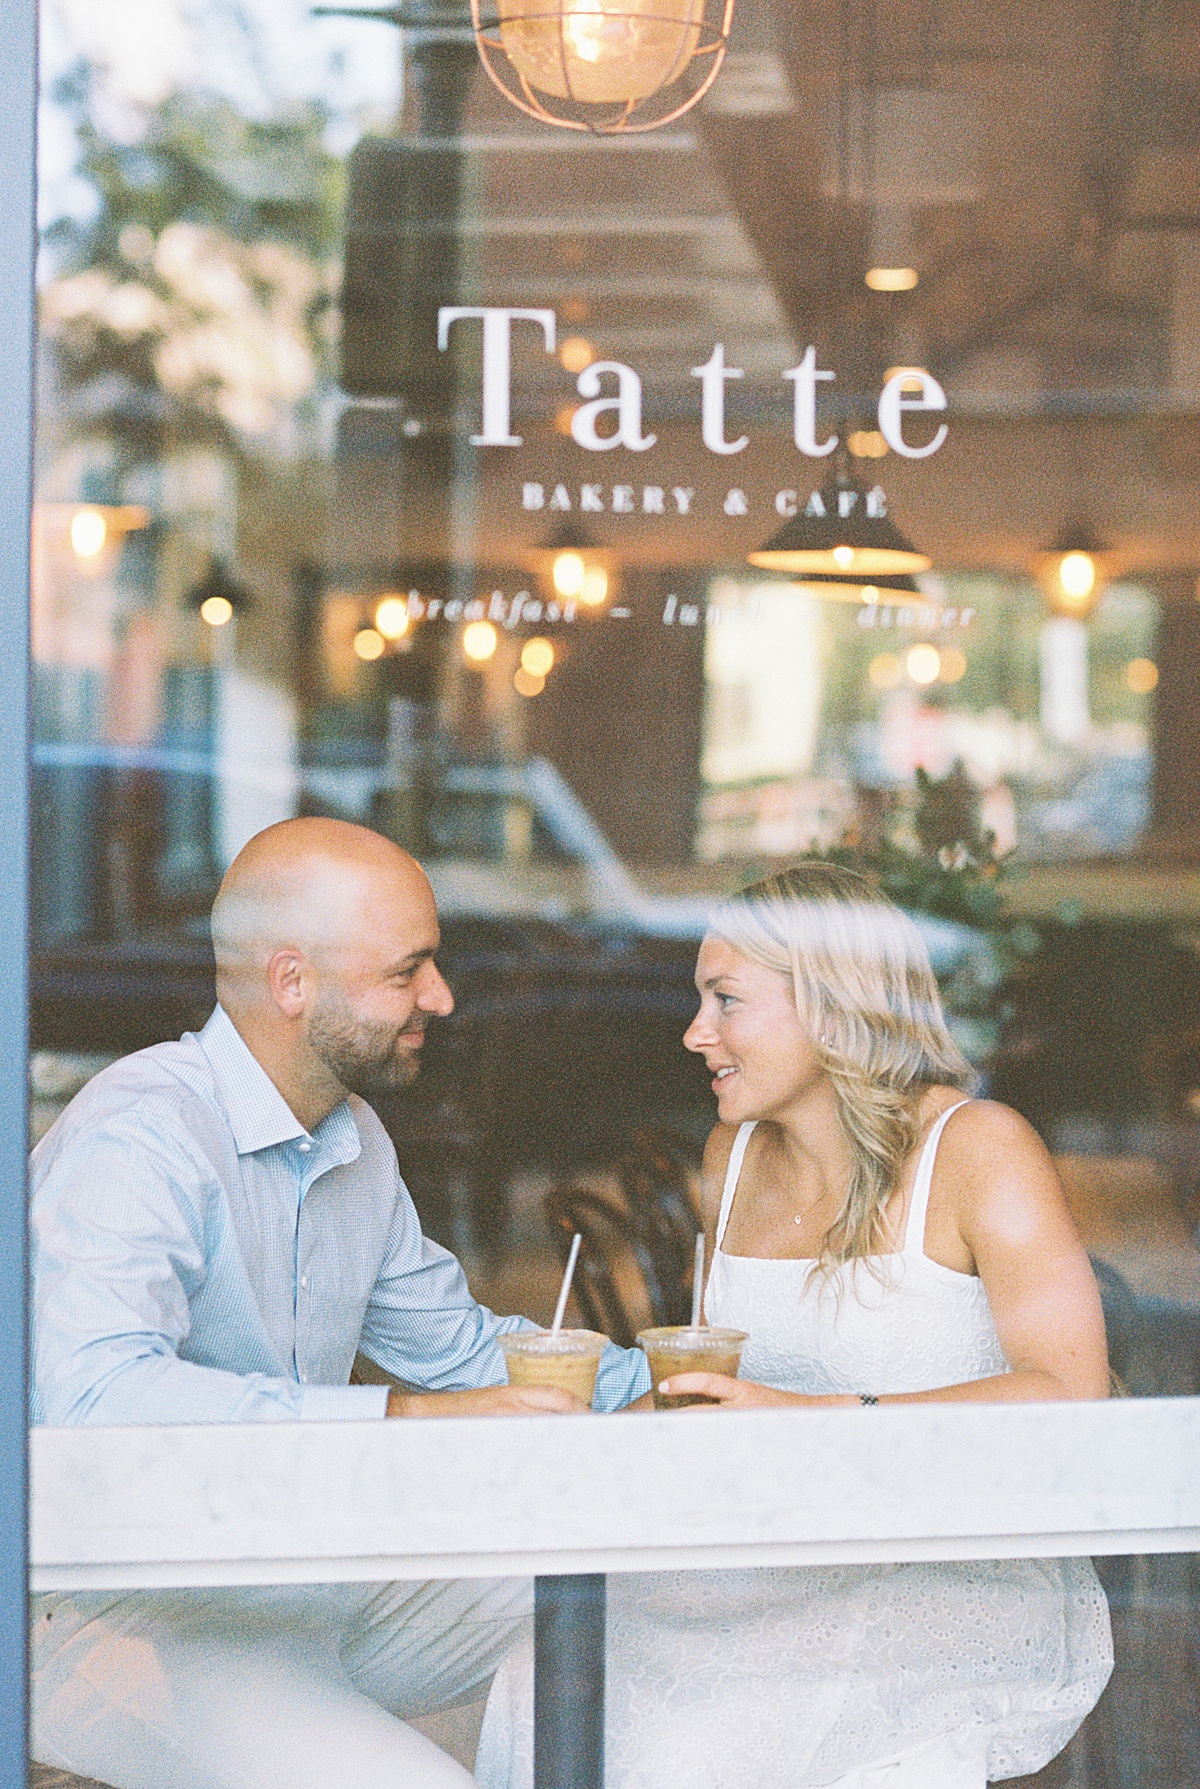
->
[
  {"left": 636, "top": 1326, "right": 748, "bottom": 1409},
  {"left": 499, "top": 1330, "right": 608, "bottom": 1408}
]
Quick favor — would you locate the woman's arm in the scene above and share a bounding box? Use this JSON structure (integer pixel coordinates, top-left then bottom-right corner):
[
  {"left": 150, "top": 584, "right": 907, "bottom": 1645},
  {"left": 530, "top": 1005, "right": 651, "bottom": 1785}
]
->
[
  {"left": 661, "top": 1102, "right": 1111, "bottom": 1410},
  {"left": 890, "top": 1100, "right": 1110, "bottom": 1403}
]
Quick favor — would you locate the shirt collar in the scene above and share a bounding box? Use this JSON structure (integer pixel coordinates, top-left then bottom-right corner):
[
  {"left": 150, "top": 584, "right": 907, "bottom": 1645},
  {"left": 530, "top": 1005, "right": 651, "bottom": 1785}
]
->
[
  {"left": 311, "top": 1100, "right": 363, "bottom": 1170},
  {"left": 199, "top": 1004, "right": 360, "bottom": 1162}
]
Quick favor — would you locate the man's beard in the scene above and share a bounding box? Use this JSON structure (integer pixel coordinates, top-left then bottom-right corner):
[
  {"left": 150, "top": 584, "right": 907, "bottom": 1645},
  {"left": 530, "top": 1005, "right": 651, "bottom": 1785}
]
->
[{"left": 306, "top": 992, "right": 424, "bottom": 1097}]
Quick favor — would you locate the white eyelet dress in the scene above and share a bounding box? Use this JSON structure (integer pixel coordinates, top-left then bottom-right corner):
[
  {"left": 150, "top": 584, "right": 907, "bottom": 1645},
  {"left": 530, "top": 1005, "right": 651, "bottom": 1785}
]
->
[{"left": 476, "top": 1103, "right": 1113, "bottom": 1789}]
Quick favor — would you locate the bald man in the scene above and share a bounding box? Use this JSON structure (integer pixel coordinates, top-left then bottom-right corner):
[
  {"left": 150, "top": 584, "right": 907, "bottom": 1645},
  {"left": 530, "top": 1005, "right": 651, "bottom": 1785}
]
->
[{"left": 30, "top": 818, "right": 648, "bottom": 1789}]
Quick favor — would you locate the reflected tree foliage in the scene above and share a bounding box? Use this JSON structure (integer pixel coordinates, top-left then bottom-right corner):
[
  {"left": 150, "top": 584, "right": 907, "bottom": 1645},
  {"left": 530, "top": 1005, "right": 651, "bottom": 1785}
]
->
[{"left": 40, "top": 62, "right": 344, "bottom": 469}]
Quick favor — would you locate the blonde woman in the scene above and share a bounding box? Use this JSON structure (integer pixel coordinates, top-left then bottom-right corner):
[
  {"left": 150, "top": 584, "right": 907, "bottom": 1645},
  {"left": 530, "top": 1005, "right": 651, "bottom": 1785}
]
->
[{"left": 477, "top": 862, "right": 1113, "bottom": 1789}]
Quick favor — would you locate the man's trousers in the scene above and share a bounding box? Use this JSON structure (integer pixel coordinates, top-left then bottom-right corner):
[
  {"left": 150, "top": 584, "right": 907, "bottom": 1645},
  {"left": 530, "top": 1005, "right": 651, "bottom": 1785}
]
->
[{"left": 31, "top": 1577, "right": 531, "bottom": 1788}]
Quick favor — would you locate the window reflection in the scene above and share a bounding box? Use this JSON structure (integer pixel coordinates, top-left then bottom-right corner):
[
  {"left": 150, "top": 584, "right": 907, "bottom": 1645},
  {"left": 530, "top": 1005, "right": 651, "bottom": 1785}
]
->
[
  {"left": 28, "top": 2, "right": 1200, "bottom": 1784},
  {"left": 32, "top": 0, "right": 1200, "bottom": 1417}
]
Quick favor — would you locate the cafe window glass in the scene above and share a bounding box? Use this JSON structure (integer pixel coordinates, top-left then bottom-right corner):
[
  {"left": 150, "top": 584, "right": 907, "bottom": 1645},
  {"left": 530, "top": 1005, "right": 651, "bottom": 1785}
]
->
[{"left": 32, "top": 0, "right": 1200, "bottom": 1780}]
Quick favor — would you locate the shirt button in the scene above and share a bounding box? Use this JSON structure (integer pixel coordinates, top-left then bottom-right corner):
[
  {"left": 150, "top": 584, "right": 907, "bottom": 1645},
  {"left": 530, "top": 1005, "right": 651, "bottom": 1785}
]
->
[
  {"left": 298, "top": 1141, "right": 312, "bottom": 1153},
  {"left": 300, "top": 1275, "right": 309, "bottom": 1289}
]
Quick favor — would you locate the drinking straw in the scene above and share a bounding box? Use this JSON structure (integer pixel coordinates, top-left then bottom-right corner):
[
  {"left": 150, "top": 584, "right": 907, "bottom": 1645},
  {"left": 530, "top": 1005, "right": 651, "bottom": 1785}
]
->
[
  {"left": 550, "top": 1232, "right": 582, "bottom": 1336},
  {"left": 690, "top": 1231, "right": 706, "bottom": 1330}
]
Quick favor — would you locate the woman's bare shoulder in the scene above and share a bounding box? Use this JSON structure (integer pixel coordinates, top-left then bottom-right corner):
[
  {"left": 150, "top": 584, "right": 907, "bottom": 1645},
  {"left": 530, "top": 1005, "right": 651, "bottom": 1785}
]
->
[
  {"left": 698, "top": 1123, "right": 743, "bottom": 1230},
  {"left": 937, "top": 1097, "right": 1054, "bottom": 1169},
  {"left": 935, "top": 1098, "right": 1070, "bottom": 1234}
]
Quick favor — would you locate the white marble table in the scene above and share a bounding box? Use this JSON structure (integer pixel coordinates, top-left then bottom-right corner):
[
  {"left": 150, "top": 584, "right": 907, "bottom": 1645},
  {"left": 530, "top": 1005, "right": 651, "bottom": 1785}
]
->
[
  {"left": 31, "top": 1400, "right": 1200, "bottom": 1789},
  {"left": 30, "top": 1397, "right": 1200, "bottom": 1591}
]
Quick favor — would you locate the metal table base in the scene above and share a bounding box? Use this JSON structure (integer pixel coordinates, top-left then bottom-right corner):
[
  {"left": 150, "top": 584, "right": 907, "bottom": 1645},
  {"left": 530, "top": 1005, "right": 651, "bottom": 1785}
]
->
[{"left": 534, "top": 1573, "right": 606, "bottom": 1789}]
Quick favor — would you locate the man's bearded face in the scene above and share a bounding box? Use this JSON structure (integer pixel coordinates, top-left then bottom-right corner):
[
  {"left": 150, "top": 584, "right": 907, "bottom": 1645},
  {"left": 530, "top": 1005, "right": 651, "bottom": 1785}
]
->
[{"left": 305, "top": 986, "right": 425, "bottom": 1096}]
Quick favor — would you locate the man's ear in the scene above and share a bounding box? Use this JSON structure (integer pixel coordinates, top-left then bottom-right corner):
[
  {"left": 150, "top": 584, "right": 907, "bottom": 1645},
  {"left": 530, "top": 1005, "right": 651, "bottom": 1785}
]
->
[{"left": 265, "top": 949, "right": 309, "bottom": 1019}]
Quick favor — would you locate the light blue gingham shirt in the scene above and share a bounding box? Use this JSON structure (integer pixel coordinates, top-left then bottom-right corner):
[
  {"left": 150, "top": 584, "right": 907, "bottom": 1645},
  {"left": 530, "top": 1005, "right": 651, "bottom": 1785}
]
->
[{"left": 31, "top": 1004, "right": 648, "bottom": 1424}]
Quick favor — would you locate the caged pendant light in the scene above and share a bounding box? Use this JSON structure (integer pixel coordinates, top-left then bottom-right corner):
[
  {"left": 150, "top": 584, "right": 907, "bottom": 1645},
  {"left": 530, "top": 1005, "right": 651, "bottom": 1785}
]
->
[
  {"left": 314, "top": 1, "right": 734, "bottom": 131},
  {"left": 471, "top": 0, "right": 735, "bottom": 132}
]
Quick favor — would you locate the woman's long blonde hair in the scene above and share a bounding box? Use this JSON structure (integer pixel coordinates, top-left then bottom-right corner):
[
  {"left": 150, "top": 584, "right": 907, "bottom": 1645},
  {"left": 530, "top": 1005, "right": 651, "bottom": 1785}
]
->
[{"left": 712, "top": 861, "right": 974, "bottom": 1275}]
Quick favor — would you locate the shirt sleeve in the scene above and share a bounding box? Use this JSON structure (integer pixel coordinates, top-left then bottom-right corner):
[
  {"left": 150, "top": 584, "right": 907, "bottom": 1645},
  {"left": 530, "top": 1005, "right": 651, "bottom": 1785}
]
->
[
  {"left": 30, "top": 1114, "right": 374, "bottom": 1426},
  {"left": 358, "top": 1179, "right": 650, "bottom": 1412}
]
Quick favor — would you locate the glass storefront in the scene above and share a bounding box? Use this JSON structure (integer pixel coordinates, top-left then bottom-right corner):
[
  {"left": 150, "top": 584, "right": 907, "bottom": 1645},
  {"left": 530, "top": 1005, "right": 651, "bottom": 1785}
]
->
[{"left": 29, "top": 0, "right": 1200, "bottom": 1782}]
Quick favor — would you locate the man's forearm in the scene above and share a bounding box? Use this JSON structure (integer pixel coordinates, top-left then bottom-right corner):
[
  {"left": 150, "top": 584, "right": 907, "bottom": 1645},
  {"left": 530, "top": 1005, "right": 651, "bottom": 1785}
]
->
[{"left": 36, "top": 1344, "right": 388, "bottom": 1426}]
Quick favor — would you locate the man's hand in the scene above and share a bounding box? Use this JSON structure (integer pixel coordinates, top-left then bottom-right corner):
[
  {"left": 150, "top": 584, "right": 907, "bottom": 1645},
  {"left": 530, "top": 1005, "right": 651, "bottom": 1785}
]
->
[{"left": 386, "top": 1384, "right": 589, "bottom": 1417}]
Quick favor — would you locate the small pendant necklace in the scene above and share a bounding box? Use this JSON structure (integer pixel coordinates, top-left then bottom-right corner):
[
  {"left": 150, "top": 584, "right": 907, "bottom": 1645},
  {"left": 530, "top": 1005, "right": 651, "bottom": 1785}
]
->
[{"left": 792, "top": 1194, "right": 823, "bottom": 1226}]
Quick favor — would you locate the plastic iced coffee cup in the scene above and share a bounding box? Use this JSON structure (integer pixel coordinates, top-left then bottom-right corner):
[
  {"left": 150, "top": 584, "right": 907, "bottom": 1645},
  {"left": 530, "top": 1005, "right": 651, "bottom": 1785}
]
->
[
  {"left": 498, "top": 1329, "right": 608, "bottom": 1408},
  {"left": 636, "top": 1326, "right": 749, "bottom": 1409}
]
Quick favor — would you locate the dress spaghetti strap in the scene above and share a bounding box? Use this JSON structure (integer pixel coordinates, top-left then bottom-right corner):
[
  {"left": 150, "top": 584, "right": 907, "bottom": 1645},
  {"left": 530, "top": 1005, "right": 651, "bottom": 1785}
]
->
[
  {"left": 715, "top": 1122, "right": 756, "bottom": 1249},
  {"left": 901, "top": 1100, "right": 971, "bottom": 1258}
]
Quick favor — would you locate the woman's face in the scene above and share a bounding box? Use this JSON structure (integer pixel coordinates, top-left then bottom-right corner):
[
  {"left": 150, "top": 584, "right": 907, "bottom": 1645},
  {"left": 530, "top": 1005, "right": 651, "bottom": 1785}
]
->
[{"left": 683, "top": 934, "right": 826, "bottom": 1125}]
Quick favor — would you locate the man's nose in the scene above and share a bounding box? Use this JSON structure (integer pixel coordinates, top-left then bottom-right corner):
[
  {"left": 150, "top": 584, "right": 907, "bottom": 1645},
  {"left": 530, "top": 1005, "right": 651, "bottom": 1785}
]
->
[{"left": 417, "top": 962, "right": 455, "bottom": 1017}]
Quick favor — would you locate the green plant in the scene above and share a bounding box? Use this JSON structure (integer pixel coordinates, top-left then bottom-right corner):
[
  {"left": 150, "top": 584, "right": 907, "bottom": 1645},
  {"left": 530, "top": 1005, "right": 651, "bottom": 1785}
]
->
[{"left": 810, "top": 763, "right": 1042, "bottom": 1068}]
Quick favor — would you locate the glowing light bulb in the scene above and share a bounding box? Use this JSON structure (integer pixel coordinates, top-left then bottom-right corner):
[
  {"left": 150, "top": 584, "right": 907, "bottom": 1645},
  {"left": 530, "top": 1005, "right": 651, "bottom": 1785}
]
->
[
  {"left": 1126, "top": 658, "right": 1158, "bottom": 694},
  {"left": 521, "top": 637, "right": 555, "bottom": 677},
  {"left": 353, "top": 628, "right": 385, "bottom": 661},
  {"left": 70, "top": 508, "right": 107, "bottom": 560},
  {"left": 868, "top": 653, "right": 902, "bottom": 690},
  {"left": 552, "top": 551, "right": 586, "bottom": 598},
  {"left": 865, "top": 267, "right": 919, "bottom": 292},
  {"left": 859, "top": 586, "right": 880, "bottom": 604},
  {"left": 1058, "top": 552, "right": 1096, "bottom": 603},
  {"left": 463, "top": 620, "right": 499, "bottom": 662},
  {"left": 848, "top": 430, "right": 888, "bottom": 458},
  {"left": 883, "top": 366, "right": 927, "bottom": 392},
  {"left": 832, "top": 545, "right": 855, "bottom": 570},
  {"left": 375, "top": 597, "right": 410, "bottom": 640},
  {"left": 496, "top": 0, "right": 704, "bottom": 105},
  {"left": 579, "top": 564, "right": 608, "bottom": 606},
  {"left": 938, "top": 646, "right": 967, "bottom": 684},
  {"left": 563, "top": 2, "right": 606, "bottom": 62},
  {"left": 559, "top": 336, "right": 595, "bottom": 374},
  {"left": 199, "top": 595, "right": 234, "bottom": 627},
  {"left": 514, "top": 666, "right": 546, "bottom": 697},
  {"left": 906, "top": 643, "right": 940, "bottom": 685}
]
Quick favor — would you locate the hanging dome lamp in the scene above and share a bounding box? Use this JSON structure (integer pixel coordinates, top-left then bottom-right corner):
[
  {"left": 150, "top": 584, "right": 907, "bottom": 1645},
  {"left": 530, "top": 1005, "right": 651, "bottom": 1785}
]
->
[
  {"left": 773, "top": 569, "right": 923, "bottom": 607},
  {"left": 1039, "top": 521, "right": 1110, "bottom": 621},
  {"left": 531, "top": 517, "right": 616, "bottom": 607},
  {"left": 184, "top": 559, "right": 254, "bottom": 629},
  {"left": 747, "top": 472, "right": 932, "bottom": 604},
  {"left": 471, "top": 0, "right": 736, "bottom": 133}
]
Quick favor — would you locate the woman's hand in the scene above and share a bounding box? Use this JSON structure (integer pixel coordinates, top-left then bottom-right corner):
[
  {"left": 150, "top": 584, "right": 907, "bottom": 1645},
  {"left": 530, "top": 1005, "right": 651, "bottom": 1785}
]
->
[{"left": 656, "top": 1373, "right": 842, "bottom": 1410}]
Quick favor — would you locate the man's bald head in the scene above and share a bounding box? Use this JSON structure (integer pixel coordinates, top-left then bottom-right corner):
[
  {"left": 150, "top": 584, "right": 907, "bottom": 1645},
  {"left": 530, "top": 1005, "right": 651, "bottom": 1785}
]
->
[
  {"left": 211, "top": 818, "right": 432, "bottom": 984},
  {"left": 209, "top": 820, "right": 453, "bottom": 1112}
]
